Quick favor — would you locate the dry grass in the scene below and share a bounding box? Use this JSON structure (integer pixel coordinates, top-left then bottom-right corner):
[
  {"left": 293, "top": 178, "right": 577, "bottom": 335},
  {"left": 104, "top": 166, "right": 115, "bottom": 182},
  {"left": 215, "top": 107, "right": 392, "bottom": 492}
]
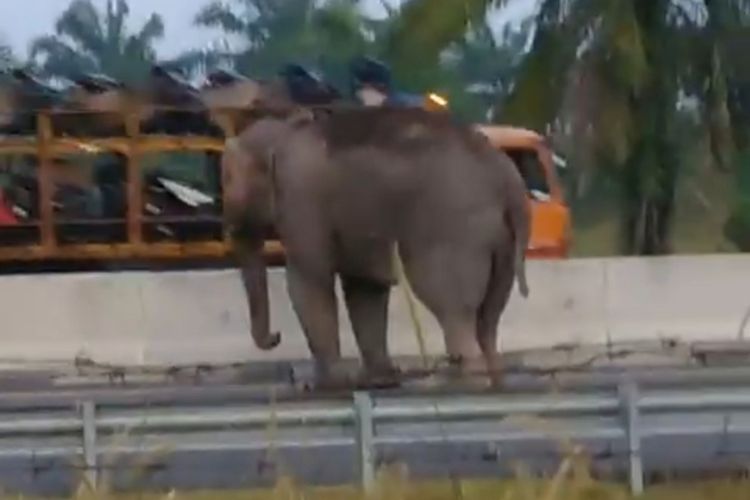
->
[
  {"left": 5, "top": 393, "right": 750, "bottom": 499},
  {"left": 10, "top": 403, "right": 750, "bottom": 499},
  {"left": 11, "top": 463, "right": 750, "bottom": 500},
  {"left": 10, "top": 426, "right": 750, "bottom": 500}
]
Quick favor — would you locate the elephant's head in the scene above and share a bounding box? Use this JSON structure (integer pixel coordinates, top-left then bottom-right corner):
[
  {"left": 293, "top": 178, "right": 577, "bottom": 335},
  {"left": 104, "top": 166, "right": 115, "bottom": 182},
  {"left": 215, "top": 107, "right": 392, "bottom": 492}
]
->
[{"left": 221, "top": 106, "right": 316, "bottom": 351}]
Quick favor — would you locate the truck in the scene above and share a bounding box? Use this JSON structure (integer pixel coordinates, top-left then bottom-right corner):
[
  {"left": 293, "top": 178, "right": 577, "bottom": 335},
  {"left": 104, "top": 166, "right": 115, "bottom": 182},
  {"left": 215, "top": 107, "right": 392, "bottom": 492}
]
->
[{"left": 0, "top": 66, "right": 571, "bottom": 272}]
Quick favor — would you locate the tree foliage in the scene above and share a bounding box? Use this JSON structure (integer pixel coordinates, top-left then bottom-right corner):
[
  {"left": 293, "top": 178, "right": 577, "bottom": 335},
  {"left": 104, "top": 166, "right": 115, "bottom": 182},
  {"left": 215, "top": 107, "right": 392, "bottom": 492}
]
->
[
  {"left": 18, "top": 0, "right": 750, "bottom": 253},
  {"left": 28, "top": 0, "right": 165, "bottom": 84},
  {"left": 174, "top": 0, "right": 531, "bottom": 121},
  {"left": 0, "top": 45, "right": 13, "bottom": 71},
  {"left": 180, "top": 0, "right": 373, "bottom": 89},
  {"left": 389, "top": 0, "right": 750, "bottom": 254}
]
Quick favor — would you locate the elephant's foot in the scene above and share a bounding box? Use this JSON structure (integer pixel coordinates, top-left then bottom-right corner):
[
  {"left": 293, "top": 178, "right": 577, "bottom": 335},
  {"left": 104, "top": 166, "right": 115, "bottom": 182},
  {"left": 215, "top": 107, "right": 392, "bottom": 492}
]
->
[
  {"left": 356, "top": 363, "right": 402, "bottom": 390},
  {"left": 483, "top": 353, "right": 506, "bottom": 390},
  {"left": 487, "top": 369, "right": 506, "bottom": 389},
  {"left": 442, "top": 374, "right": 492, "bottom": 392},
  {"left": 310, "top": 361, "right": 355, "bottom": 393},
  {"left": 440, "top": 355, "right": 496, "bottom": 392},
  {"left": 312, "top": 375, "right": 353, "bottom": 392}
]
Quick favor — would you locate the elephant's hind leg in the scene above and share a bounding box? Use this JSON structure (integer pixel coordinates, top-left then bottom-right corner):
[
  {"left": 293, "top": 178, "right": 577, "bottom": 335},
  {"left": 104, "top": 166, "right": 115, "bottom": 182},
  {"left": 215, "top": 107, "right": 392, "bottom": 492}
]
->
[
  {"left": 440, "top": 315, "right": 485, "bottom": 379},
  {"left": 342, "top": 276, "right": 400, "bottom": 388},
  {"left": 476, "top": 249, "right": 516, "bottom": 387},
  {"left": 401, "top": 245, "right": 490, "bottom": 385}
]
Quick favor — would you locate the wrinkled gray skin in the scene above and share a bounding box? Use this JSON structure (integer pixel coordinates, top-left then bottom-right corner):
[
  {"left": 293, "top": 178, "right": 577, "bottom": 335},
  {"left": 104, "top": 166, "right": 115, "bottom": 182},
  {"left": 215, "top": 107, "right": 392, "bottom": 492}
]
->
[{"left": 222, "top": 105, "right": 530, "bottom": 389}]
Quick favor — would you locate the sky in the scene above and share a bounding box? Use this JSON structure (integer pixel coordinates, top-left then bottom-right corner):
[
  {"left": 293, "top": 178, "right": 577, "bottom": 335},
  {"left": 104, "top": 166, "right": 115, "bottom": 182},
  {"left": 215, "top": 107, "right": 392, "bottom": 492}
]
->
[{"left": 0, "top": 0, "right": 538, "bottom": 60}]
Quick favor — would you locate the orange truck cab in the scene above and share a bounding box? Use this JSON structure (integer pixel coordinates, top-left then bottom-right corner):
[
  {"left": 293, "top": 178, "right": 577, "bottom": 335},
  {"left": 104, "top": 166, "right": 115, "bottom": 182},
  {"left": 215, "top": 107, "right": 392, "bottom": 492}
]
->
[{"left": 475, "top": 124, "right": 571, "bottom": 259}]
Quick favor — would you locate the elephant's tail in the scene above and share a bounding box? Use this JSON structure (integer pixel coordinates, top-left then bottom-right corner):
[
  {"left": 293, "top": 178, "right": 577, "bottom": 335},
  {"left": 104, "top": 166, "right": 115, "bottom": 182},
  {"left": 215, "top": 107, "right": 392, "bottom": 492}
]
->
[{"left": 509, "top": 193, "right": 531, "bottom": 298}]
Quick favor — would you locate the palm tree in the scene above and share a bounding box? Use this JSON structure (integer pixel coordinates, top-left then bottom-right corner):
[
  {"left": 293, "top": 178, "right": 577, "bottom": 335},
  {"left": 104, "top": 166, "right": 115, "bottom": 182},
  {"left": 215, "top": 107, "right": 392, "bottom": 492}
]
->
[
  {"left": 28, "top": 0, "right": 165, "bottom": 84},
  {"left": 0, "top": 34, "right": 15, "bottom": 70},
  {"left": 701, "top": 0, "right": 750, "bottom": 250},
  {"left": 387, "top": 0, "right": 750, "bottom": 255},
  {"left": 441, "top": 17, "right": 534, "bottom": 121},
  {"left": 178, "top": 0, "right": 530, "bottom": 122},
  {"left": 174, "top": 0, "right": 373, "bottom": 89}
]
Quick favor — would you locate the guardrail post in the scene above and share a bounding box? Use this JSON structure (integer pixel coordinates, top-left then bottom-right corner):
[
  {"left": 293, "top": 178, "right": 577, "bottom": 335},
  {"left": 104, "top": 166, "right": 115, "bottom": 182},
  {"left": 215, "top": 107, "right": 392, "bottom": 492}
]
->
[
  {"left": 618, "top": 380, "right": 643, "bottom": 496},
  {"left": 353, "top": 391, "right": 375, "bottom": 494},
  {"left": 79, "top": 401, "right": 98, "bottom": 489}
]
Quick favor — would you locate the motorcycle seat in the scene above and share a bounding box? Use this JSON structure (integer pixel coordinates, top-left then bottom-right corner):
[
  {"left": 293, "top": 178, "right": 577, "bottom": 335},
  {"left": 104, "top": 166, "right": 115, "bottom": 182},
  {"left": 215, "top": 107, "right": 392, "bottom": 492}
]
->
[
  {"left": 8, "top": 69, "right": 62, "bottom": 108},
  {"left": 279, "top": 63, "right": 342, "bottom": 106},
  {"left": 148, "top": 65, "right": 203, "bottom": 106},
  {"left": 203, "top": 69, "right": 248, "bottom": 89},
  {"left": 73, "top": 73, "right": 125, "bottom": 94}
]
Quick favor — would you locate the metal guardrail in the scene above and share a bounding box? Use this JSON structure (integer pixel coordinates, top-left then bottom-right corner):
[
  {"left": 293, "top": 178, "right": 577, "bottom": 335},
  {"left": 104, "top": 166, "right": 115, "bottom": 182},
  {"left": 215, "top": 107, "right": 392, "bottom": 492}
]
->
[{"left": 5, "top": 378, "right": 750, "bottom": 496}]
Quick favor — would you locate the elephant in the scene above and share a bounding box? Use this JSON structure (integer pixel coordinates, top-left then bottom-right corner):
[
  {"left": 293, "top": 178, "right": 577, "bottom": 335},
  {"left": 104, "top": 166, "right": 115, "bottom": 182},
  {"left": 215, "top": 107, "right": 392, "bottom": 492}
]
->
[{"left": 221, "top": 102, "right": 531, "bottom": 390}]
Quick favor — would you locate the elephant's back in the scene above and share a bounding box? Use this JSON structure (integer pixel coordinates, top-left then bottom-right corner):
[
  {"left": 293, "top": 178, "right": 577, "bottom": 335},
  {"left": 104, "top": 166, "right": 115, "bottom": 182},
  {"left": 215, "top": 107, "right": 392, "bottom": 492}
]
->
[
  {"left": 328, "top": 134, "right": 504, "bottom": 249},
  {"left": 320, "top": 106, "right": 469, "bottom": 153}
]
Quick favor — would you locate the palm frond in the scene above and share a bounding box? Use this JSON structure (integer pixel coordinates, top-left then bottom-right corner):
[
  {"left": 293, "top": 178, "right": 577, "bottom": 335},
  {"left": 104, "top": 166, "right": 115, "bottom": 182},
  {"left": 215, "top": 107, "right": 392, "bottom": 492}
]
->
[
  {"left": 163, "top": 48, "right": 236, "bottom": 78},
  {"left": 313, "top": 1, "right": 369, "bottom": 52},
  {"left": 704, "top": 51, "right": 735, "bottom": 171},
  {"left": 0, "top": 38, "right": 14, "bottom": 70},
  {"left": 118, "top": 36, "right": 160, "bottom": 82},
  {"left": 195, "top": 2, "right": 248, "bottom": 34},
  {"left": 28, "top": 35, "right": 98, "bottom": 79},
  {"left": 697, "top": 0, "right": 748, "bottom": 170},
  {"left": 588, "top": 57, "right": 636, "bottom": 166},
  {"left": 54, "top": 0, "right": 105, "bottom": 57},
  {"left": 377, "top": 0, "right": 399, "bottom": 18},
  {"left": 598, "top": 0, "right": 649, "bottom": 96},
  {"left": 384, "top": 0, "right": 501, "bottom": 69},
  {"left": 132, "top": 14, "right": 165, "bottom": 48},
  {"left": 106, "top": 0, "right": 129, "bottom": 50},
  {"left": 27, "top": 0, "right": 165, "bottom": 84},
  {"left": 499, "top": 0, "right": 581, "bottom": 130}
]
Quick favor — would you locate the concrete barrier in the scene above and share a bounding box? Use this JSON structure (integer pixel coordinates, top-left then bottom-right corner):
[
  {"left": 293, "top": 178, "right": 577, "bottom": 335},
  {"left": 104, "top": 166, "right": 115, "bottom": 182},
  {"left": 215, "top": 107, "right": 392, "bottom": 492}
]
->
[
  {"left": 605, "top": 254, "right": 750, "bottom": 343},
  {"left": 0, "top": 254, "right": 748, "bottom": 367}
]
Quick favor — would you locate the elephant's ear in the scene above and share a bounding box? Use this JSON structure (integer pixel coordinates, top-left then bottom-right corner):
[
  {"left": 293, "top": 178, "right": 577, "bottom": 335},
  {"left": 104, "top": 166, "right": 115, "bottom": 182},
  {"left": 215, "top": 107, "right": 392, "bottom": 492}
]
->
[
  {"left": 286, "top": 107, "right": 315, "bottom": 128},
  {"left": 225, "top": 136, "right": 240, "bottom": 150},
  {"left": 224, "top": 136, "right": 245, "bottom": 157}
]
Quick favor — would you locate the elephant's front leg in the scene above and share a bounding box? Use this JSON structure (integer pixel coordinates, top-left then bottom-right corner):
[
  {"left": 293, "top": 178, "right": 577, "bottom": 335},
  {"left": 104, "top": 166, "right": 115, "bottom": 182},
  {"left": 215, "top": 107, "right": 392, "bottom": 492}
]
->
[
  {"left": 286, "top": 266, "right": 347, "bottom": 390},
  {"left": 342, "top": 277, "right": 400, "bottom": 389}
]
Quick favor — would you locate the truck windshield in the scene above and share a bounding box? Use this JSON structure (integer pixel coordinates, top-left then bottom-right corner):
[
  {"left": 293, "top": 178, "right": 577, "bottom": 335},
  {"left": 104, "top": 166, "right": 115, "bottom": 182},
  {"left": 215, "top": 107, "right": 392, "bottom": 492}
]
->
[{"left": 502, "top": 147, "right": 550, "bottom": 197}]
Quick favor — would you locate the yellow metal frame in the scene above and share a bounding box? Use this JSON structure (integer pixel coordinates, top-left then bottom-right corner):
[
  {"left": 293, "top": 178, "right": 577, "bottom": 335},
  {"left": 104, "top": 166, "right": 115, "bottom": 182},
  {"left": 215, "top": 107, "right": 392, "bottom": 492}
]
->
[{"left": 0, "top": 108, "right": 254, "bottom": 262}]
